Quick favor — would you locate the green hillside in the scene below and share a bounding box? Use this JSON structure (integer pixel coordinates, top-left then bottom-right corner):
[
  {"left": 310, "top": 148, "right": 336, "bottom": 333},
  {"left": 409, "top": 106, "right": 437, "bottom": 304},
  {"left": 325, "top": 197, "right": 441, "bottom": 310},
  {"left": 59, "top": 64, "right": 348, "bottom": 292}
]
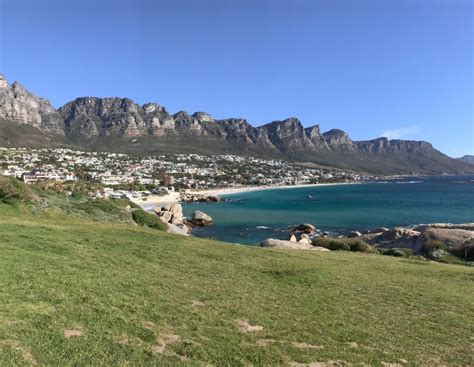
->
[{"left": 0, "top": 187, "right": 473, "bottom": 365}]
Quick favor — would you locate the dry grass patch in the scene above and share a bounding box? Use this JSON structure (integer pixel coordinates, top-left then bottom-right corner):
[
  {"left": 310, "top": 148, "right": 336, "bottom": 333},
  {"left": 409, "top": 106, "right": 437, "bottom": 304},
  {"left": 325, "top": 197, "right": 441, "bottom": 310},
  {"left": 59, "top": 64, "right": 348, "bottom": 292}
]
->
[
  {"left": 236, "top": 319, "right": 264, "bottom": 333},
  {"left": 152, "top": 329, "right": 181, "bottom": 354},
  {"left": 291, "top": 341, "right": 325, "bottom": 350},
  {"left": 64, "top": 325, "right": 85, "bottom": 338}
]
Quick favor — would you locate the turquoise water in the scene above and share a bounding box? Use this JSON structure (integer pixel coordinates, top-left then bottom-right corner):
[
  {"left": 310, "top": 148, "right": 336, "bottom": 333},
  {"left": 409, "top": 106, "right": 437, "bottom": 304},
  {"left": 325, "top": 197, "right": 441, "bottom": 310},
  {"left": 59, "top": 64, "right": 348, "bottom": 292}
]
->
[{"left": 183, "top": 176, "right": 474, "bottom": 245}]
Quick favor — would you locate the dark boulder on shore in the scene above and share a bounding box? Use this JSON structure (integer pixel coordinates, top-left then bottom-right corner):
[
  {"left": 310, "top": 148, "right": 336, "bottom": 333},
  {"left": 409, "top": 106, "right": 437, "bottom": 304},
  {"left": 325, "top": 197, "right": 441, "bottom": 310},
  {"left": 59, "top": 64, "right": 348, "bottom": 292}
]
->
[{"left": 293, "top": 223, "right": 317, "bottom": 234}]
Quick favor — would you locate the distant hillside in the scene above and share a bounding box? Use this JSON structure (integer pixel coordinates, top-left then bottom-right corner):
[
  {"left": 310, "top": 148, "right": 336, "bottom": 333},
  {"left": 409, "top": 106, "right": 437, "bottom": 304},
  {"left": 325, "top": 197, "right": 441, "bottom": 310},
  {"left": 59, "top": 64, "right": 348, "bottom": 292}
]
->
[
  {"left": 458, "top": 155, "right": 474, "bottom": 165},
  {"left": 1, "top": 72, "right": 474, "bottom": 175}
]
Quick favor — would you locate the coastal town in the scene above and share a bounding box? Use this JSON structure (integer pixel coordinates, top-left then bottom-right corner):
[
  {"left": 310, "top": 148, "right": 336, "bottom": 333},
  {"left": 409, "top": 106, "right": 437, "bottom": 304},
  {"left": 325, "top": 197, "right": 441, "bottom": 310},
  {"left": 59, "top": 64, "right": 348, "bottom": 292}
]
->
[{"left": 0, "top": 147, "right": 376, "bottom": 201}]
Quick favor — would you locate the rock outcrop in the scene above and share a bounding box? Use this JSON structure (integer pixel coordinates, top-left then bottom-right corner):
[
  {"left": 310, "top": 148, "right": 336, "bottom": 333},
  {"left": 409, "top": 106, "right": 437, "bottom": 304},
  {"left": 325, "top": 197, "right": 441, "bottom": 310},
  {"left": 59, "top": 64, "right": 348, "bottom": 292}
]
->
[
  {"left": 189, "top": 210, "right": 213, "bottom": 226},
  {"left": 357, "top": 223, "right": 474, "bottom": 255},
  {"left": 260, "top": 238, "right": 331, "bottom": 251},
  {"left": 0, "top": 73, "right": 64, "bottom": 135},
  {"left": 153, "top": 203, "right": 189, "bottom": 235}
]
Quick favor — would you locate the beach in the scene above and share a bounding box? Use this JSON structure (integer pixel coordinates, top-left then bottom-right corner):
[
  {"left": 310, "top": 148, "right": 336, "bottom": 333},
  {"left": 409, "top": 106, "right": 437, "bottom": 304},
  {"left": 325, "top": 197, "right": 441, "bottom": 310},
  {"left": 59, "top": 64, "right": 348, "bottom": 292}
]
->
[
  {"left": 130, "top": 191, "right": 180, "bottom": 208},
  {"left": 131, "top": 182, "right": 356, "bottom": 208},
  {"left": 189, "top": 182, "right": 356, "bottom": 197}
]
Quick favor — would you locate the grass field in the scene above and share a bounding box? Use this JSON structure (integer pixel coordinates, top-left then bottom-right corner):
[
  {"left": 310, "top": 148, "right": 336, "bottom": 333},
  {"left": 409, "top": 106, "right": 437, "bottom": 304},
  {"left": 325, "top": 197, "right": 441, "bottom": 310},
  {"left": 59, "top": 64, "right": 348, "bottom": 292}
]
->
[{"left": 0, "top": 201, "right": 473, "bottom": 366}]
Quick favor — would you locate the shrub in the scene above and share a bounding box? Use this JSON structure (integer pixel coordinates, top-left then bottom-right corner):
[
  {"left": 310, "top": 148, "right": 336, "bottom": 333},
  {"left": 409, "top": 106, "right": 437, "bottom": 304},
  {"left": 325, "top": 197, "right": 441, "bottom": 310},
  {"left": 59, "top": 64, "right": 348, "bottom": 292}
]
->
[
  {"left": 349, "top": 240, "right": 375, "bottom": 253},
  {"left": 448, "top": 241, "right": 474, "bottom": 261},
  {"left": 435, "top": 253, "right": 465, "bottom": 266},
  {"left": 380, "top": 248, "right": 415, "bottom": 258},
  {"left": 0, "top": 176, "right": 37, "bottom": 205},
  {"left": 313, "top": 237, "right": 375, "bottom": 253},
  {"left": 69, "top": 198, "right": 137, "bottom": 222},
  {"left": 132, "top": 209, "right": 167, "bottom": 231}
]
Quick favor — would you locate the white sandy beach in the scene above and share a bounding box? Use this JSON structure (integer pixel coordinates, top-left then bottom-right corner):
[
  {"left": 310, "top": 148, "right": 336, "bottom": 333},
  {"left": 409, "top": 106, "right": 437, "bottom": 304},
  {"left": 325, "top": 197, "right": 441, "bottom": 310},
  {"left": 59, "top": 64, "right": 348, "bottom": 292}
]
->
[
  {"left": 190, "top": 182, "right": 357, "bottom": 197},
  {"left": 132, "top": 182, "right": 356, "bottom": 208},
  {"left": 130, "top": 192, "right": 180, "bottom": 208}
]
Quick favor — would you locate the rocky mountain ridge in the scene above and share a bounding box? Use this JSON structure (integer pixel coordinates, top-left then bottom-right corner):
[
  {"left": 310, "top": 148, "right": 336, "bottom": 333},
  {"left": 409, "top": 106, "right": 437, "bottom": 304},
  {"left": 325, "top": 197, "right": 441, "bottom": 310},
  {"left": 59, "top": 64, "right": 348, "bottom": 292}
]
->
[
  {"left": 1, "top": 72, "right": 473, "bottom": 175},
  {"left": 457, "top": 155, "right": 474, "bottom": 165}
]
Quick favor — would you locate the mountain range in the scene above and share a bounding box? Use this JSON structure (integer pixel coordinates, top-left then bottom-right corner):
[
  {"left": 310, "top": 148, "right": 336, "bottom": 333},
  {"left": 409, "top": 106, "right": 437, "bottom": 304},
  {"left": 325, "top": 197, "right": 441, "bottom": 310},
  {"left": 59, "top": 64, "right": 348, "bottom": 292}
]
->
[
  {"left": 1, "top": 73, "right": 472, "bottom": 175},
  {"left": 457, "top": 155, "right": 474, "bottom": 165}
]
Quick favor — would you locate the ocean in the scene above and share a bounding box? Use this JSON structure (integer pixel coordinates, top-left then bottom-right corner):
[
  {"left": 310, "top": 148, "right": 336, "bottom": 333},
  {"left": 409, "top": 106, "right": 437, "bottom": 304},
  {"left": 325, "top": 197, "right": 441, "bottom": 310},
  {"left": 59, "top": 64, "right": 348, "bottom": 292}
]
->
[{"left": 182, "top": 175, "right": 474, "bottom": 245}]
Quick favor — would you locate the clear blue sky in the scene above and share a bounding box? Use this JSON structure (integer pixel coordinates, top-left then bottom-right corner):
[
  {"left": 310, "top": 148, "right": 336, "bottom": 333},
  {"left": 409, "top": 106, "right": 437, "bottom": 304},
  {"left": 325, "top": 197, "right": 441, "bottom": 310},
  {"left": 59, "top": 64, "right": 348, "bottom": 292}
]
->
[{"left": 1, "top": 0, "right": 472, "bottom": 156}]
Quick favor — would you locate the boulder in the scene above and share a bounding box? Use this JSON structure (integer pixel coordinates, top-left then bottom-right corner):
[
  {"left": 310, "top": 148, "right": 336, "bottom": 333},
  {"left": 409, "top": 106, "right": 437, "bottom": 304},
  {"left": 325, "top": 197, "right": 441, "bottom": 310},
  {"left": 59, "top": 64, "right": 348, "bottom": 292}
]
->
[
  {"left": 379, "top": 227, "right": 420, "bottom": 241},
  {"left": 367, "top": 227, "right": 389, "bottom": 234},
  {"left": 419, "top": 227, "right": 474, "bottom": 249},
  {"left": 169, "top": 203, "right": 183, "bottom": 217},
  {"left": 190, "top": 210, "right": 213, "bottom": 226},
  {"left": 298, "top": 237, "right": 311, "bottom": 245},
  {"left": 259, "top": 238, "right": 313, "bottom": 250},
  {"left": 170, "top": 216, "right": 183, "bottom": 225},
  {"left": 158, "top": 211, "right": 173, "bottom": 223},
  {"left": 166, "top": 223, "right": 189, "bottom": 236},
  {"left": 348, "top": 231, "right": 362, "bottom": 238},
  {"left": 162, "top": 203, "right": 173, "bottom": 211},
  {"left": 294, "top": 223, "right": 317, "bottom": 234}
]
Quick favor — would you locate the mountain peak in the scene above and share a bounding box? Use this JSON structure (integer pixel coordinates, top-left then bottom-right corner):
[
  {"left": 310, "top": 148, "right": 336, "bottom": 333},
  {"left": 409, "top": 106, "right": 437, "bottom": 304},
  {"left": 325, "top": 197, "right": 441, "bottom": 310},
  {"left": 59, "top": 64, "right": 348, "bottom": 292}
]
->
[
  {"left": 0, "top": 73, "right": 8, "bottom": 88},
  {"left": 192, "top": 112, "right": 214, "bottom": 122}
]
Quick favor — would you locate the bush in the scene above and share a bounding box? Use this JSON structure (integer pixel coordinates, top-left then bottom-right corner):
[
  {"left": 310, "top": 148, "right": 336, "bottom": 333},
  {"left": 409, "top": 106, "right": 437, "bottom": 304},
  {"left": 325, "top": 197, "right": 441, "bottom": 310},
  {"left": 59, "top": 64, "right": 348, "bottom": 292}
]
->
[
  {"left": 69, "top": 198, "right": 136, "bottom": 222},
  {"left": 380, "top": 248, "right": 415, "bottom": 258},
  {"left": 435, "top": 253, "right": 465, "bottom": 266},
  {"left": 313, "top": 237, "right": 375, "bottom": 253},
  {"left": 349, "top": 240, "right": 375, "bottom": 253},
  {"left": 132, "top": 209, "right": 167, "bottom": 231},
  {"left": 450, "top": 241, "right": 474, "bottom": 261},
  {"left": 0, "top": 176, "right": 37, "bottom": 205}
]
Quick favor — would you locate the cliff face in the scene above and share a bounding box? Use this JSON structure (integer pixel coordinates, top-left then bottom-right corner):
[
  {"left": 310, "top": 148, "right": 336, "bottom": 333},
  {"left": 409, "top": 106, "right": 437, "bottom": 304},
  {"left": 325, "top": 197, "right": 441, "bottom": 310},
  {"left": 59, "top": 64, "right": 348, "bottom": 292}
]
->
[
  {"left": 1, "top": 73, "right": 473, "bottom": 175},
  {"left": 0, "top": 74, "right": 64, "bottom": 136}
]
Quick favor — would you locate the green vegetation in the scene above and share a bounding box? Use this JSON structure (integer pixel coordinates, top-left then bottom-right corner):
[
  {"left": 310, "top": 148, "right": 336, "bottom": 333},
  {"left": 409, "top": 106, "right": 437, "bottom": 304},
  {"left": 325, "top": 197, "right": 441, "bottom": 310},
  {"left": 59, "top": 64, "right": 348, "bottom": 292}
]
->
[
  {"left": 0, "top": 179, "right": 473, "bottom": 365},
  {"left": 132, "top": 209, "right": 167, "bottom": 231},
  {"left": 313, "top": 237, "right": 376, "bottom": 253},
  {"left": 378, "top": 247, "right": 415, "bottom": 258},
  {"left": 450, "top": 241, "right": 474, "bottom": 261},
  {"left": 0, "top": 176, "right": 37, "bottom": 205}
]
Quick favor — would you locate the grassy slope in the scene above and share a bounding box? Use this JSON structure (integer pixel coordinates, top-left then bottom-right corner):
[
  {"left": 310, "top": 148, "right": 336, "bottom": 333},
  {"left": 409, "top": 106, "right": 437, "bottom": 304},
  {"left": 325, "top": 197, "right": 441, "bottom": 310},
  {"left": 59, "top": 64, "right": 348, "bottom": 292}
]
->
[{"left": 0, "top": 204, "right": 473, "bottom": 366}]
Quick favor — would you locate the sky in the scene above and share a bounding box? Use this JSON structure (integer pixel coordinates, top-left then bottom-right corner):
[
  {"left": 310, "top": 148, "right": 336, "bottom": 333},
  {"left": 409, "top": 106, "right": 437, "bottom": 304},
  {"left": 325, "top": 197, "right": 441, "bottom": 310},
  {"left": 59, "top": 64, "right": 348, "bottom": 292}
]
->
[{"left": 0, "top": 0, "right": 472, "bottom": 157}]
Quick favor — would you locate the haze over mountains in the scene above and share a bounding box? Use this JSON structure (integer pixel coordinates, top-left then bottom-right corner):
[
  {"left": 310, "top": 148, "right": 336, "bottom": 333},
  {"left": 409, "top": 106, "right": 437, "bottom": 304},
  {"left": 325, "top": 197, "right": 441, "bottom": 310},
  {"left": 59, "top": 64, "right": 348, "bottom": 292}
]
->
[{"left": 0, "top": 73, "right": 472, "bottom": 175}]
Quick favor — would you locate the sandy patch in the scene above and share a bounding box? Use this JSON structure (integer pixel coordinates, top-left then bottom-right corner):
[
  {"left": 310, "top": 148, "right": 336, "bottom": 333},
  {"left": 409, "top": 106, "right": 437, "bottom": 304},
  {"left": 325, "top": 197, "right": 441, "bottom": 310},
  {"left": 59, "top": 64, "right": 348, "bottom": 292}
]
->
[
  {"left": 64, "top": 325, "right": 84, "bottom": 338},
  {"left": 236, "top": 319, "right": 264, "bottom": 333},
  {"left": 152, "top": 329, "right": 181, "bottom": 354},
  {"left": 0, "top": 339, "right": 37, "bottom": 365},
  {"left": 256, "top": 338, "right": 276, "bottom": 347},
  {"left": 291, "top": 342, "right": 324, "bottom": 350}
]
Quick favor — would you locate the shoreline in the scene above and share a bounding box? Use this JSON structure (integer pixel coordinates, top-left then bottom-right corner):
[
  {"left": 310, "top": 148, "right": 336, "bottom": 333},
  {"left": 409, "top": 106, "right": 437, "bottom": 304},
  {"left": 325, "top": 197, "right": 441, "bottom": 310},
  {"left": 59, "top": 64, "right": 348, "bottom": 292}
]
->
[
  {"left": 132, "top": 182, "right": 358, "bottom": 208},
  {"left": 188, "top": 181, "right": 358, "bottom": 197}
]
